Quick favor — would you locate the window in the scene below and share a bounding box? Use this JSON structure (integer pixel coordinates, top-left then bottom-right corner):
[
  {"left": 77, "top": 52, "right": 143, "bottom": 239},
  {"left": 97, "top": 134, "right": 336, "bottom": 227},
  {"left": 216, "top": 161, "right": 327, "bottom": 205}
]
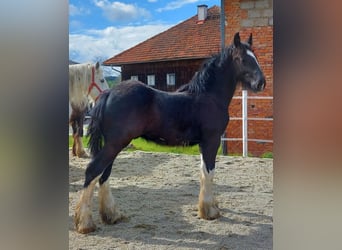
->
[
  {"left": 147, "top": 75, "right": 155, "bottom": 86},
  {"left": 166, "top": 73, "right": 175, "bottom": 86},
  {"left": 131, "top": 75, "right": 138, "bottom": 81}
]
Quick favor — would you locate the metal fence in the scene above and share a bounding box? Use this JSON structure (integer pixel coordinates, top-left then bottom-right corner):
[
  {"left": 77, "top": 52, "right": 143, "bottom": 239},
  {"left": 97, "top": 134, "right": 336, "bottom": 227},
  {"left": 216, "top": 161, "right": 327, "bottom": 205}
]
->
[{"left": 221, "top": 90, "right": 273, "bottom": 157}]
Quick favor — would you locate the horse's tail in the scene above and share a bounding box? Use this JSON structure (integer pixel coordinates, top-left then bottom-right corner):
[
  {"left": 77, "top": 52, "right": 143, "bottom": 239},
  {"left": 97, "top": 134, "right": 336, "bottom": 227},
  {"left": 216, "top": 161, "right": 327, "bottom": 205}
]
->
[{"left": 87, "top": 91, "right": 110, "bottom": 156}]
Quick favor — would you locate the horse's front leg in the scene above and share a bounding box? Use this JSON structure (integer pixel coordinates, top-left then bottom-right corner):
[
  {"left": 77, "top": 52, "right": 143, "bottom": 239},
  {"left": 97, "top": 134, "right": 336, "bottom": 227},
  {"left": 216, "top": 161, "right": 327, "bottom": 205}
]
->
[{"left": 198, "top": 137, "right": 221, "bottom": 220}]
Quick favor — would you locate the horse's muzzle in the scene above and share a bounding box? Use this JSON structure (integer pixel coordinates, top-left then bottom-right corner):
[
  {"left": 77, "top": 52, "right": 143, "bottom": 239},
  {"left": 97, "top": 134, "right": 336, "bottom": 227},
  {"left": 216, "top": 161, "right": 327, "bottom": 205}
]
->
[
  {"left": 255, "top": 76, "right": 266, "bottom": 92},
  {"left": 257, "top": 79, "right": 266, "bottom": 91}
]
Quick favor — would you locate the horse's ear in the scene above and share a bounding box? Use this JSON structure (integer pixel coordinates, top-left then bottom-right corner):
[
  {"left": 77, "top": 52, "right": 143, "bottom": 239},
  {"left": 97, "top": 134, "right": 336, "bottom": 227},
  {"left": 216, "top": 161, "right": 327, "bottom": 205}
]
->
[
  {"left": 95, "top": 61, "right": 100, "bottom": 69},
  {"left": 247, "top": 33, "right": 253, "bottom": 46},
  {"left": 233, "top": 32, "right": 241, "bottom": 47}
]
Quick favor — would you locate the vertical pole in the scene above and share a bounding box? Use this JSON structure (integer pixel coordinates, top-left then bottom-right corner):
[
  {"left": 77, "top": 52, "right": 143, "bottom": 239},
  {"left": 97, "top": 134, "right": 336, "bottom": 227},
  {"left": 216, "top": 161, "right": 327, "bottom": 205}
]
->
[
  {"left": 242, "top": 89, "right": 248, "bottom": 157},
  {"left": 220, "top": 0, "right": 227, "bottom": 155},
  {"left": 220, "top": 0, "right": 225, "bottom": 60}
]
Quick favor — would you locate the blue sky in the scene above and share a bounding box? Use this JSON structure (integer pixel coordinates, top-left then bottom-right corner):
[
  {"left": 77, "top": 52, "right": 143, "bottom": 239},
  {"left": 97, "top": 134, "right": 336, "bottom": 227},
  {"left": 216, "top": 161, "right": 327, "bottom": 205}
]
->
[{"left": 69, "top": 0, "right": 219, "bottom": 75}]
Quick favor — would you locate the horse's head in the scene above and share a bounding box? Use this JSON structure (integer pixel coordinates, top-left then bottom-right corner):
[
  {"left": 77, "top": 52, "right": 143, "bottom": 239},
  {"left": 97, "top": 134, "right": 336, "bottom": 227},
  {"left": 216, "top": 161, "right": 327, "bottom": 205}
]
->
[
  {"left": 88, "top": 62, "right": 109, "bottom": 102},
  {"left": 94, "top": 62, "right": 109, "bottom": 90},
  {"left": 231, "top": 32, "right": 266, "bottom": 92}
]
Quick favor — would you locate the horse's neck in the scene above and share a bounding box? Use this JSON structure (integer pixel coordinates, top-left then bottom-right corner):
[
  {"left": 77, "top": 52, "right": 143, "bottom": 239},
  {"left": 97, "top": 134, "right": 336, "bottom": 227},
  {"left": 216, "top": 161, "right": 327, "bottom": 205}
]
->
[
  {"left": 70, "top": 65, "right": 93, "bottom": 105},
  {"left": 83, "top": 67, "right": 98, "bottom": 101},
  {"left": 209, "top": 69, "right": 237, "bottom": 108},
  {"left": 87, "top": 88, "right": 98, "bottom": 102}
]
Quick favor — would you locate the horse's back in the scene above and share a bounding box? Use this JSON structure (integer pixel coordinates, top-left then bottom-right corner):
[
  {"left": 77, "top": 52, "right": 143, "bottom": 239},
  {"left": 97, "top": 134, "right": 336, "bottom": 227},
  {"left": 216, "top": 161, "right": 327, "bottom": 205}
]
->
[
  {"left": 106, "top": 80, "right": 155, "bottom": 110},
  {"left": 101, "top": 80, "right": 157, "bottom": 135}
]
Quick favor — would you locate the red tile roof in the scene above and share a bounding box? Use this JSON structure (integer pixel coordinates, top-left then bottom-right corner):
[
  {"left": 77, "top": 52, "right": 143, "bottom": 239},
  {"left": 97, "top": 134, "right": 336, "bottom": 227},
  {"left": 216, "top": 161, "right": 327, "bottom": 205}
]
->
[{"left": 103, "top": 5, "right": 221, "bottom": 66}]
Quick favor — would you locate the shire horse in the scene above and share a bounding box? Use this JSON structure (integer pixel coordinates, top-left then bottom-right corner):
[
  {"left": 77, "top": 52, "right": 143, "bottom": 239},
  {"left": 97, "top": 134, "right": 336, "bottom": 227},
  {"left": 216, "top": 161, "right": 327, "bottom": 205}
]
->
[
  {"left": 69, "top": 62, "right": 109, "bottom": 158},
  {"left": 75, "top": 32, "right": 266, "bottom": 233}
]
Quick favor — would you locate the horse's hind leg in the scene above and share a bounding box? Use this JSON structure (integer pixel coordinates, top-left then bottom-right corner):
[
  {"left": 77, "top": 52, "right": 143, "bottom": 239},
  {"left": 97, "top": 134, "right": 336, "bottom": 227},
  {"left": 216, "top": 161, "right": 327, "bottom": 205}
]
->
[
  {"left": 74, "top": 175, "right": 99, "bottom": 233},
  {"left": 74, "top": 143, "right": 126, "bottom": 233},
  {"left": 75, "top": 111, "right": 88, "bottom": 158},
  {"left": 198, "top": 137, "right": 221, "bottom": 220},
  {"left": 70, "top": 111, "right": 78, "bottom": 156},
  {"left": 70, "top": 108, "right": 88, "bottom": 158},
  {"left": 98, "top": 165, "right": 125, "bottom": 224}
]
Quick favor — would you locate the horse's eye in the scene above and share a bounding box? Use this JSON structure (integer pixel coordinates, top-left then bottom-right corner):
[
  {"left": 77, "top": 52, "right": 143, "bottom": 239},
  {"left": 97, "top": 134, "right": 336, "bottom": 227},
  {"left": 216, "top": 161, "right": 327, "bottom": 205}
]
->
[{"left": 100, "top": 79, "right": 104, "bottom": 83}]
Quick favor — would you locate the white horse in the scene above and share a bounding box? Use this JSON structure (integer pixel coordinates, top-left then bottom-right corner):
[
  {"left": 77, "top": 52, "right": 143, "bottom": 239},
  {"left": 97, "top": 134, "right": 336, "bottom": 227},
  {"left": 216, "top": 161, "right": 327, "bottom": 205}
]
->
[{"left": 69, "top": 62, "right": 109, "bottom": 157}]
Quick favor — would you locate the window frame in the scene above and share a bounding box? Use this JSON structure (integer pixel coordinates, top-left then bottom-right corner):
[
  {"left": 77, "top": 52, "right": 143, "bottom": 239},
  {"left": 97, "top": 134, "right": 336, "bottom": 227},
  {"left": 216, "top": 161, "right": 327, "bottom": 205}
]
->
[
  {"left": 147, "top": 74, "right": 155, "bottom": 86},
  {"left": 131, "top": 75, "right": 138, "bottom": 81},
  {"left": 166, "top": 73, "right": 176, "bottom": 86}
]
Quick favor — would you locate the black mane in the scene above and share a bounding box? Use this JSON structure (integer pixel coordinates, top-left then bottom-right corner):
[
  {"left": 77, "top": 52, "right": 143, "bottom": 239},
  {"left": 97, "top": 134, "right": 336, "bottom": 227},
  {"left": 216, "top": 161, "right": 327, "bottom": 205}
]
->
[{"left": 177, "top": 46, "right": 234, "bottom": 95}]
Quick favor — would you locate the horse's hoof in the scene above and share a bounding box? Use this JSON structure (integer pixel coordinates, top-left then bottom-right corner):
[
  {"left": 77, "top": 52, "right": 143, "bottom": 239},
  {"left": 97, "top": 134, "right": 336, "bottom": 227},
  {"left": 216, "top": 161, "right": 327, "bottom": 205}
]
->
[
  {"left": 100, "top": 208, "right": 126, "bottom": 224},
  {"left": 74, "top": 206, "right": 96, "bottom": 234},
  {"left": 77, "top": 151, "right": 89, "bottom": 158},
  {"left": 198, "top": 201, "right": 220, "bottom": 220},
  {"left": 74, "top": 214, "right": 97, "bottom": 234},
  {"left": 76, "top": 222, "right": 97, "bottom": 234}
]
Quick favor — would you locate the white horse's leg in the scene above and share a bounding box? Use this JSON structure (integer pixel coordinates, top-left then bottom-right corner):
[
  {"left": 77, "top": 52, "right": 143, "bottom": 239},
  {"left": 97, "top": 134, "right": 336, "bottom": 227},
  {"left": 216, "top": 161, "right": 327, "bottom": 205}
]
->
[
  {"left": 74, "top": 176, "right": 99, "bottom": 234},
  {"left": 74, "top": 135, "right": 88, "bottom": 158},
  {"left": 98, "top": 180, "right": 124, "bottom": 224},
  {"left": 198, "top": 154, "right": 220, "bottom": 219},
  {"left": 70, "top": 105, "right": 88, "bottom": 158}
]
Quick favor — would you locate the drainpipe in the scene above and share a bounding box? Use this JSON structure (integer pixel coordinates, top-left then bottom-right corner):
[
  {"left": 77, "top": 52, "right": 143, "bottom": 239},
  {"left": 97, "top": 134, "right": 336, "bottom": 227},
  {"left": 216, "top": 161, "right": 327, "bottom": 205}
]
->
[
  {"left": 220, "top": 0, "right": 225, "bottom": 51},
  {"left": 220, "top": 0, "right": 228, "bottom": 155}
]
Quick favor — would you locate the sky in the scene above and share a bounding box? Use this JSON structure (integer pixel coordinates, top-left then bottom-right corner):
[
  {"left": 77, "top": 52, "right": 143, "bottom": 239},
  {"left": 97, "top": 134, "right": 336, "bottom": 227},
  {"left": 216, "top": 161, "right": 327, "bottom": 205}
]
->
[{"left": 69, "top": 0, "right": 220, "bottom": 76}]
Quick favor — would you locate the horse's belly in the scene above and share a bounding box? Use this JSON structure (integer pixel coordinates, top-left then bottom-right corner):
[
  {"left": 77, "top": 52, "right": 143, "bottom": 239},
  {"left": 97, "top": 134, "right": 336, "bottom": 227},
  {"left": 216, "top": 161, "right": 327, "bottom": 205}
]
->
[{"left": 141, "top": 128, "right": 200, "bottom": 146}]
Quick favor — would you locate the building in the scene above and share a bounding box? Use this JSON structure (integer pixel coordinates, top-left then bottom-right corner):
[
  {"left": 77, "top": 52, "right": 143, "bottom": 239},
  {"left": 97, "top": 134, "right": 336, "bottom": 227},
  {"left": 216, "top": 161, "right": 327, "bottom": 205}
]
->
[{"left": 103, "top": 5, "right": 221, "bottom": 91}]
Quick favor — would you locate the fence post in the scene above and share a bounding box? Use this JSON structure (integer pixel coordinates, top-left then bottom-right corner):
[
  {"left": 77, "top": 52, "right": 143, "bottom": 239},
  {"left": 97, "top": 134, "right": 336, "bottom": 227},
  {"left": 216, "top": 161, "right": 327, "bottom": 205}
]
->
[{"left": 242, "top": 89, "right": 248, "bottom": 157}]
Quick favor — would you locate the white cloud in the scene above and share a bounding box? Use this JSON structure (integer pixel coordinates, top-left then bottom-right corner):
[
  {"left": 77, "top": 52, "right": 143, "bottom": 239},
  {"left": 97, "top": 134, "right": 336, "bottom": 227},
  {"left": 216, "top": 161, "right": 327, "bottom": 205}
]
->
[
  {"left": 157, "top": 0, "right": 199, "bottom": 12},
  {"left": 94, "top": 0, "right": 151, "bottom": 22},
  {"left": 69, "top": 24, "right": 172, "bottom": 75},
  {"left": 69, "top": 4, "right": 90, "bottom": 16},
  {"left": 69, "top": 20, "right": 84, "bottom": 30}
]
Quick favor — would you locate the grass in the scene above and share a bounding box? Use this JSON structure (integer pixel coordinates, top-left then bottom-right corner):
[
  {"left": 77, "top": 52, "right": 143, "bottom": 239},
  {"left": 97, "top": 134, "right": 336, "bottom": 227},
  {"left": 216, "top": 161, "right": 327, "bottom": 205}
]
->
[
  {"left": 69, "top": 136, "right": 272, "bottom": 158},
  {"left": 261, "top": 152, "right": 273, "bottom": 158},
  {"left": 69, "top": 136, "right": 222, "bottom": 155},
  {"left": 126, "top": 137, "right": 201, "bottom": 155}
]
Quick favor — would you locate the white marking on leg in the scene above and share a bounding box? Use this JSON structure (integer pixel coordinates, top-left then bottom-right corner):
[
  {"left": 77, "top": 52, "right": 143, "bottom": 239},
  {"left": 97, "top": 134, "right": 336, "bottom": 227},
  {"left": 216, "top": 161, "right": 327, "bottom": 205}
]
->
[
  {"left": 99, "top": 180, "right": 115, "bottom": 210},
  {"left": 79, "top": 176, "right": 99, "bottom": 213},
  {"left": 99, "top": 179, "right": 124, "bottom": 224},
  {"left": 75, "top": 135, "right": 87, "bottom": 157},
  {"left": 247, "top": 49, "right": 260, "bottom": 67},
  {"left": 200, "top": 154, "right": 215, "bottom": 204},
  {"left": 75, "top": 176, "right": 100, "bottom": 233},
  {"left": 198, "top": 154, "right": 219, "bottom": 219}
]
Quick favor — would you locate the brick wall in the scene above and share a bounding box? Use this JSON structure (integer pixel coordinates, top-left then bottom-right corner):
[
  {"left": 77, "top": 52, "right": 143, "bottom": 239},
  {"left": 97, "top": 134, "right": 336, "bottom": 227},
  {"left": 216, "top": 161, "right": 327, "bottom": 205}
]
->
[{"left": 224, "top": 0, "right": 273, "bottom": 156}]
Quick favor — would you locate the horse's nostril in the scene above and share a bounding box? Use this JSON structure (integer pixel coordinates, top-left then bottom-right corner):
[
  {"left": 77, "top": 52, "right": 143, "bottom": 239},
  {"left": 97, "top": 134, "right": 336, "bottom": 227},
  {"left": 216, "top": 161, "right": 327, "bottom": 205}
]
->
[{"left": 257, "top": 81, "right": 265, "bottom": 90}]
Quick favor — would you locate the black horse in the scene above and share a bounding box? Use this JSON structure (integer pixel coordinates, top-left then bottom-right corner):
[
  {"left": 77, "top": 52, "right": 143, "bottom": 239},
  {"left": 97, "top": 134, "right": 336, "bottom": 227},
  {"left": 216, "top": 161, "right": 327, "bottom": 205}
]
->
[{"left": 75, "top": 32, "right": 266, "bottom": 234}]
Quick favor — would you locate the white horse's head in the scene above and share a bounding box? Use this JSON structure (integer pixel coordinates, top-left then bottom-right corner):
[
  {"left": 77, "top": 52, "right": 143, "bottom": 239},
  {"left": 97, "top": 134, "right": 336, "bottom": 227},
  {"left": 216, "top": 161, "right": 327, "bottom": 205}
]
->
[{"left": 88, "top": 62, "right": 109, "bottom": 102}]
